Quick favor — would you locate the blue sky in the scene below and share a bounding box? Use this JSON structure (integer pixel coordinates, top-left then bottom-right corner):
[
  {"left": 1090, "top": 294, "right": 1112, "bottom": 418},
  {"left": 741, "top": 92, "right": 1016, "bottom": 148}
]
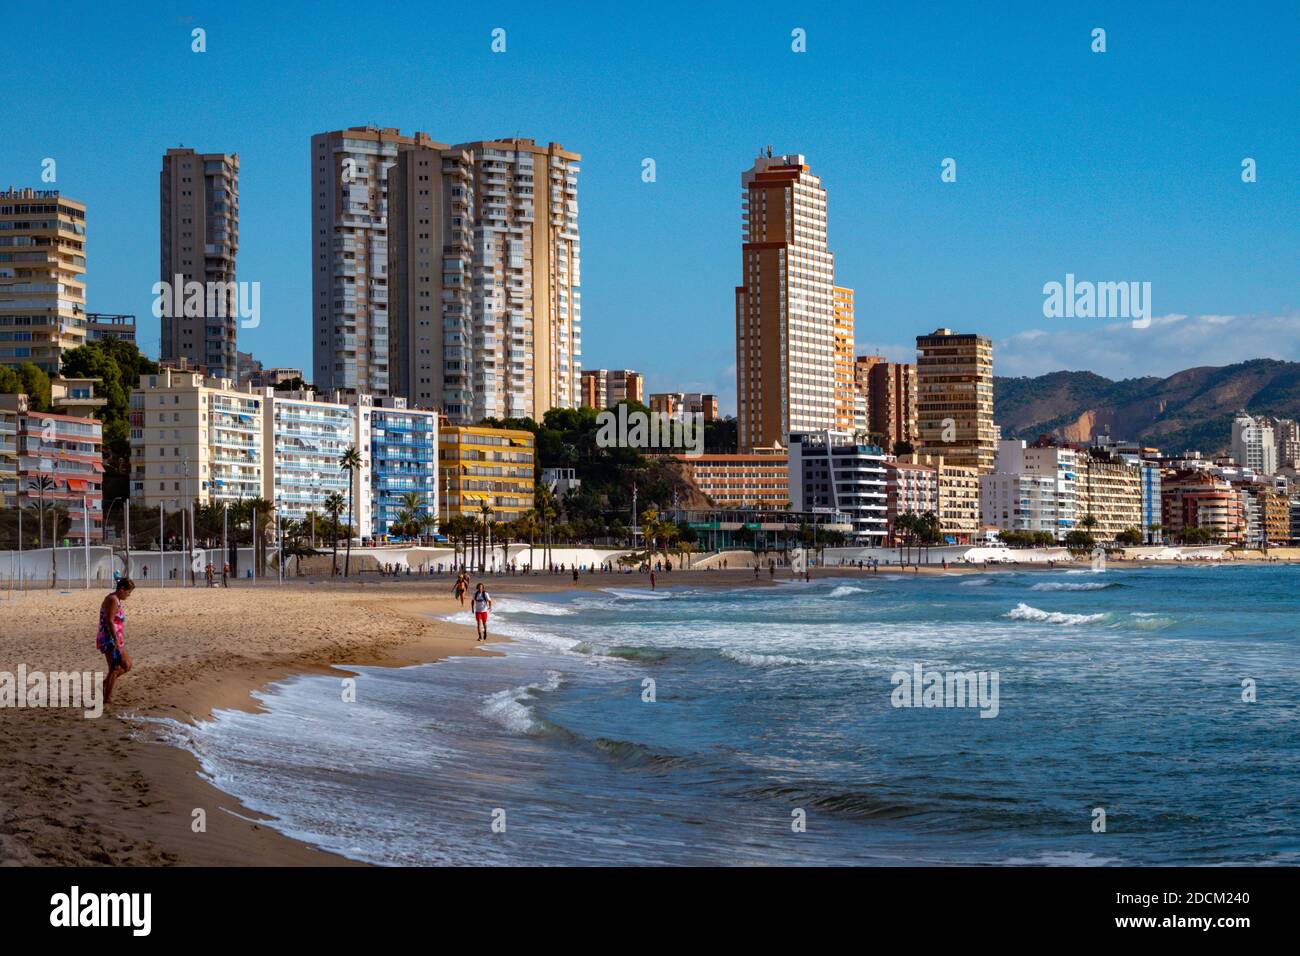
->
[{"left": 6, "top": 1, "right": 1296, "bottom": 411}]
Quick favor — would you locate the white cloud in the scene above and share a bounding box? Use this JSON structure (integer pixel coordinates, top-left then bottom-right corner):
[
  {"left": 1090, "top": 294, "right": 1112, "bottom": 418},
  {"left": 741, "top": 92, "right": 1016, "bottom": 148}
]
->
[{"left": 996, "top": 312, "right": 1300, "bottom": 379}]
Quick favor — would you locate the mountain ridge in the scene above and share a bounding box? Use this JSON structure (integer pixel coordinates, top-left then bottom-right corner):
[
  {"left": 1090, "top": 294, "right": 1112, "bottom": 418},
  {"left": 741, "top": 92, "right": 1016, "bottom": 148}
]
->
[{"left": 993, "top": 358, "right": 1300, "bottom": 455}]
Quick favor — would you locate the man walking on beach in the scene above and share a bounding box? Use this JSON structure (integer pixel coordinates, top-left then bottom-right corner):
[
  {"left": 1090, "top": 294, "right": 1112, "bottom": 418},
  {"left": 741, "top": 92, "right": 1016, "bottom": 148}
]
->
[{"left": 472, "top": 583, "right": 493, "bottom": 642}]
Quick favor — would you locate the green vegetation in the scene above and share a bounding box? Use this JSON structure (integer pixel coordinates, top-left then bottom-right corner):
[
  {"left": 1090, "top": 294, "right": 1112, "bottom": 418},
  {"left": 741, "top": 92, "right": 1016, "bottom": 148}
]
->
[
  {"left": 0, "top": 362, "right": 52, "bottom": 411},
  {"left": 477, "top": 402, "right": 700, "bottom": 543},
  {"left": 996, "top": 530, "right": 1058, "bottom": 549},
  {"left": 58, "top": 339, "right": 159, "bottom": 499}
]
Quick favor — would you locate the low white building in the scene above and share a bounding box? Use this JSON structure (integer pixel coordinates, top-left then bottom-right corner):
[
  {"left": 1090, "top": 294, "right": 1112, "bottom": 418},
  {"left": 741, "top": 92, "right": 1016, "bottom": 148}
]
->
[
  {"left": 788, "top": 431, "right": 887, "bottom": 545},
  {"left": 979, "top": 440, "right": 1079, "bottom": 538},
  {"left": 263, "top": 389, "right": 358, "bottom": 525}
]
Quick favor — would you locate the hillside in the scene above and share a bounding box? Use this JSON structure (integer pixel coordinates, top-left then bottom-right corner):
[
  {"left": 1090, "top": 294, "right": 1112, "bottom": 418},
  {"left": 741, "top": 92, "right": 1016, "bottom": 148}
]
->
[{"left": 994, "top": 359, "right": 1300, "bottom": 455}]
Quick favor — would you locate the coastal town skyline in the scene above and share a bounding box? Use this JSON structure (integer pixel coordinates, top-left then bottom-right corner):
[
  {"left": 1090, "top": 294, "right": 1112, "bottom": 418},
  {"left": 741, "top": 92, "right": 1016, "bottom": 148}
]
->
[
  {"left": 3, "top": 2, "right": 1298, "bottom": 916},
  {"left": 3, "top": 2, "right": 1295, "bottom": 413}
]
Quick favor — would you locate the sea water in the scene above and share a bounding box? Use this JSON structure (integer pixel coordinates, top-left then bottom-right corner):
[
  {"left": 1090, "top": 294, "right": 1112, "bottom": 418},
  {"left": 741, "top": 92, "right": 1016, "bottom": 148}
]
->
[{"left": 158, "top": 565, "right": 1300, "bottom": 865}]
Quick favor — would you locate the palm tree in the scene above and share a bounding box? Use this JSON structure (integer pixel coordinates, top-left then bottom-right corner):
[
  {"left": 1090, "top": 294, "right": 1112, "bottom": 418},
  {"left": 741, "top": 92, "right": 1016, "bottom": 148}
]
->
[
  {"left": 895, "top": 511, "right": 918, "bottom": 565},
  {"left": 519, "top": 508, "right": 540, "bottom": 570},
  {"left": 479, "top": 503, "right": 494, "bottom": 572},
  {"left": 397, "top": 490, "right": 427, "bottom": 542},
  {"left": 28, "top": 475, "right": 54, "bottom": 548},
  {"left": 244, "top": 496, "right": 274, "bottom": 577},
  {"left": 495, "top": 518, "right": 516, "bottom": 570},
  {"left": 418, "top": 510, "right": 438, "bottom": 545},
  {"left": 339, "top": 445, "right": 362, "bottom": 576},
  {"left": 324, "top": 491, "right": 345, "bottom": 577},
  {"left": 444, "top": 514, "right": 473, "bottom": 569}
]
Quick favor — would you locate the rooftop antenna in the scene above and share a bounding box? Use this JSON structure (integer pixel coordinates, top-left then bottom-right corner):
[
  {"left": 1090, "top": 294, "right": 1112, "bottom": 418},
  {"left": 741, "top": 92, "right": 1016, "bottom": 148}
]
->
[{"left": 766, "top": 144, "right": 773, "bottom": 158}]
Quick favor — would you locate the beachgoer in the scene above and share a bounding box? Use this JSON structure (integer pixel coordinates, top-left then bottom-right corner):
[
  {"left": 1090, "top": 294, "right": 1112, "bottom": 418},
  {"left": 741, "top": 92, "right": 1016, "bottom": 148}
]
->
[
  {"left": 453, "top": 573, "right": 468, "bottom": 605},
  {"left": 472, "top": 583, "right": 493, "bottom": 641},
  {"left": 97, "top": 578, "right": 135, "bottom": 705}
]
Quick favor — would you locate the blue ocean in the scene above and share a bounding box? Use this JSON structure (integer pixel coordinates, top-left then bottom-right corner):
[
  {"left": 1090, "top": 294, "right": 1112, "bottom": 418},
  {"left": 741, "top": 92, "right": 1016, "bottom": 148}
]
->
[{"left": 162, "top": 565, "right": 1300, "bottom": 865}]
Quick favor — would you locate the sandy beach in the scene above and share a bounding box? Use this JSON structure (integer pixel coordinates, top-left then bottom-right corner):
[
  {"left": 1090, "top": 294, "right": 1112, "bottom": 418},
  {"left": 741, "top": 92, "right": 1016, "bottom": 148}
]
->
[
  {"left": 0, "top": 557, "right": 1268, "bottom": 867},
  {"left": 0, "top": 568, "right": 807, "bottom": 866}
]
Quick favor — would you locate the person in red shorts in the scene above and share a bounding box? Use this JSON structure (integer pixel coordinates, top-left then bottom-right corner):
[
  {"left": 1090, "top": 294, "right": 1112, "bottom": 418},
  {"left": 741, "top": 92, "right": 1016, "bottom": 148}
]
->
[{"left": 471, "top": 583, "right": 493, "bottom": 642}]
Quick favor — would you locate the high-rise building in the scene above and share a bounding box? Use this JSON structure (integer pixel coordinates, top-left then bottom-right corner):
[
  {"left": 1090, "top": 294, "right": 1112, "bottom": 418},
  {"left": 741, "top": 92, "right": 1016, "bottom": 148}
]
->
[
  {"left": 581, "top": 369, "right": 642, "bottom": 409},
  {"left": 1268, "top": 417, "right": 1300, "bottom": 469},
  {"left": 387, "top": 137, "right": 582, "bottom": 421},
  {"left": 916, "top": 328, "right": 995, "bottom": 473},
  {"left": 858, "top": 358, "right": 917, "bottom": 452},
  {"left": 313, "top": 127, "right": 442, "bottom": 398},
  {"left": 788, "top": 430, "right": 887, "bottom": 544},
  {"left": 439, "top": 424, "right": 535, "bottom": 524},
  {"left": 649, "top": 392, "right": 719, "bottom": 422},
  {"left": 832, "top": 286, "right": 856, "bottom": 434},
  {"left": 0, "top": 188, "right": 87, "bottom": 374},
  {"left": 735, "top": 152, "right": 836, "bottom": 450},
  {"left": 1231, "top": 412, "right": 1277, "bottom": 476},
  {"left": 159, "top": 149, "right": 240, "bottom": 377}
]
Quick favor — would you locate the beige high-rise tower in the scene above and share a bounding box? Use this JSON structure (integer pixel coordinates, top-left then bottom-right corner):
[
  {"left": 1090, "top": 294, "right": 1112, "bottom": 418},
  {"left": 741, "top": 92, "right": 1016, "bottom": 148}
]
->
[
  {"left": 0, "top": 188, "right": 87, "bottom": 374},
  {"left": 388, "top": 137, "right": 582, "bottom": 422},
  {"left": 735, "top": 152, "right": 837, "bottom": 450},
  {"left": 160, "top": 148, "right": 239, "bottom": 377},
  {"left": 916, "top": 327, "right": 995, "bottom": 472}
]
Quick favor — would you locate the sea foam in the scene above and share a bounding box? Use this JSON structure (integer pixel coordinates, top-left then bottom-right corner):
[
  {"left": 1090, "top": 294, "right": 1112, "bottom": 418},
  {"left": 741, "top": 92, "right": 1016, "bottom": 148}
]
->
[{"left": 1005, "top": 602, "right": 1109, "bottom": 625}]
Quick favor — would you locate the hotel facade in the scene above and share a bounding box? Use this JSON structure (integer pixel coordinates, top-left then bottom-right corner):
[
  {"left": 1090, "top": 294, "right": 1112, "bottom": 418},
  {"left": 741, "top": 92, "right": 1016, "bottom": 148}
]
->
[
  {"left": 439, "top": 424, "right": 535, "bottom": 524},
  {"left": 130, "top": 368, "right": 265, "bottom": 511},
  {"left": 896, "top": 451, "right": 981, "bottom": 544},
  {"left": 672, "top": 448, "right": 789, "bottom": 510},
  {"left": 312, "top": 127, "right": 440, "bottom": 397},
  {"left": 0, "top": 188, "right": 87, "bottom": 374},
  {"left": 353, "top": 395, "right": 438, "bottom": 540},
  {"left": 916, "top": 328, "right": 995, "bottom": 473},
  {"left": 263, "top": 389, "right": 356, "bottom": 525},
  {"left": 0, "top": 392, "right": 103, "bottom": 543},
  {"left": 788, "top": 430, "right": 888, "bottom": 545}
]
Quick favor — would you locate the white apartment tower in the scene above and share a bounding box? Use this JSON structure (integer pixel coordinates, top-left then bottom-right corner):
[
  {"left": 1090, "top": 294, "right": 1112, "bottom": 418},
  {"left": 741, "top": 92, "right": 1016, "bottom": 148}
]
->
[
  {"left": 1231, "top": 412, "right": 1278, "bottom": 476},
  {"left": 736, "top": 152, "right": 837, "bottom": 450}
]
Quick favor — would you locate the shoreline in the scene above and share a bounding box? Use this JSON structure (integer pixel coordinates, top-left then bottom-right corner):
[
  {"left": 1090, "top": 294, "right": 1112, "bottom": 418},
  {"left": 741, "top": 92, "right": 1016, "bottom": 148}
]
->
[{"left": 0, "top": 560, "right": 1272, "bottom": 866}]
